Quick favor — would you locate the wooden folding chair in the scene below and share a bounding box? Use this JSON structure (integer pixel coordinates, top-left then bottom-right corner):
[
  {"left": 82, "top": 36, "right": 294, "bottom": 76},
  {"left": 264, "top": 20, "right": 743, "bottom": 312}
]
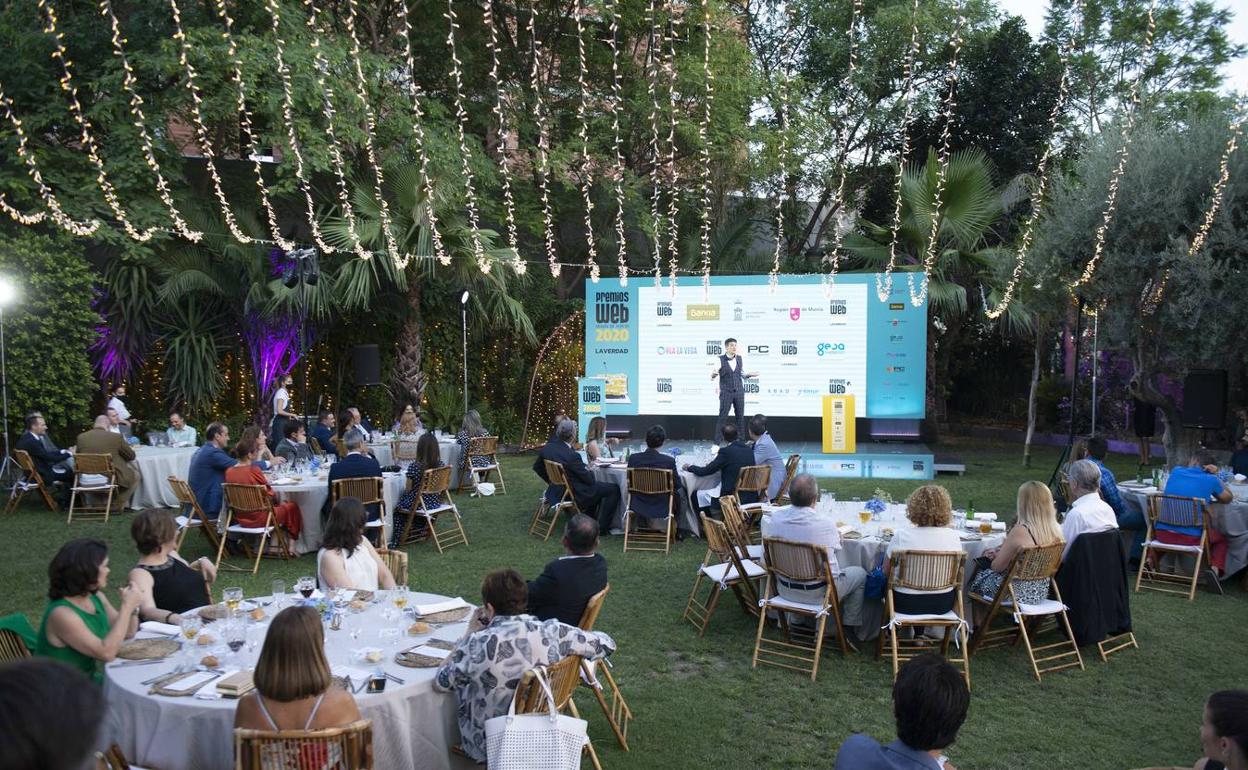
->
[
  {"left": 719, "top": 495, "right": 762, "bottom": 560},
  {"left": 683, "top": 515, "right": 765, "bottom": 636},
  {"left": 6, "top": 449, "right": 60, "bottom": 513},
  {"left": 623, "top": 467, "right": 674, "bottom": 554},
  {"left": 736, "top": 464, "right": 772, "bottom": 512},
  {"left": 234, "top": 719, "right": 374, "bottom": 770},
  {"left": 332, "top": 436, "right": 348, "bottom": 458},
  {"left": 331, "top": 477, "right": 387, "bottom": 546},
  {"left": 877, "top": 550, "right": 971, "bottom": 688},
  {"left": 376, "top": 548, "right": 409, "bottom": 587},
  {"left": 968, "top": 542, "right": 1083, "bottom": 682},
  {"left": 95, "top": 743, "right": 133, "bottom": 770},
  {"left": 530, "top": 461, "right": 580, "bottom": 541},
  {"left": 0, "top": 629, "right": 31, "bottom": 663},
  {"left": 216, "top": 483, "right": 294, "bottom": 575},
  {"left": 308, "top": 436, "right": 326, "bottom": 456},
  {"left": 405, "top": 466, "right": 467, "bottom": 553},
  {"left": 67, "top": 453, "right": 117, "bottom": 524},
  {"left": 752, "top": 538, "right": 851, "bottom": 681},
  {"left": 574, "top": 585, "right": 633, "bottom": 751},
  {"left": 392, "top": 439, "right": 419, "bottom": 464},
  {"left": 772, "top": 454, "right": 801, "bottom": 506},
  {"left": 514, "top": 657, "right": 601, "bottom": 770},
  {"left": 458, "top": 435, "right": 505, "bottom": 493},
  {"left": 168, "top": 476, "right": 225, "bottom": 557},
  {"left": 1136, "top": 494, "right": 1222, "bottom": 601}
]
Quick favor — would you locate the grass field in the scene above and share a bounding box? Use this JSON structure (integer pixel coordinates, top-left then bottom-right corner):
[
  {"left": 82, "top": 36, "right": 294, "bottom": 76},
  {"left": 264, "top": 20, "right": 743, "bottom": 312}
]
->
[{"left": 3, "top": 437, "right": 1244, "bottom": 769}]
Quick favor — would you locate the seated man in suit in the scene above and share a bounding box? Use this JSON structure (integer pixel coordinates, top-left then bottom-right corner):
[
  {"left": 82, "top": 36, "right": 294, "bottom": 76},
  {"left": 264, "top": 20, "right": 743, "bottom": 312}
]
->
[
  {"left": 16, "top": 413, "right": 73, "bottom": 502},
  {"left": 310, "top": 410, "right": 338, "bottom": 459},
  {"left": 683, "top": 422, "right": 756, "bottom": 511},
  {"left": 626, "top": 424, "right": 684, "bottom": 527},
  {"left": 325, "top": 433, "right": 384, "bottom": 526},
  {"left": 165, "top": 411, "right": 198, "bottom": 447},
  {"left": 527, "top": 514, "right": 609, "bottom": 625},
  {"left": 749, "top": 414, "right": 785, "bottom": 502},
  {"left": 188, "top": 422, "right": 239, "bottom": 520},
  {"left": 533, "top": 419, "right": 621, "bottom": 534},
  {"left": 274, "top": 421, "right": 315, "bottom": 465},
  {"left": 75, "top": 415, "right": 140, "bottom": 509}
]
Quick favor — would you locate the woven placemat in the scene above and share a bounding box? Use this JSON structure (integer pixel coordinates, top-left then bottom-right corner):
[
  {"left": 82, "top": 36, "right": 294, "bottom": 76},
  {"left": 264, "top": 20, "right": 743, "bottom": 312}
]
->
[
  {"left": 416, "top": 606, "right": 471, "bottom": 624},
  {"left": 395, "top": 639, "right": 455, "bottom": 668},
  {"left": 353, "top": 590, "right": 375, "bottom": 603},
  {"left": 118, "top": 638, "right": 180, "bottom": 660},
  {"left": 197, "top": 604, "right": 229, "bottom": 621}
]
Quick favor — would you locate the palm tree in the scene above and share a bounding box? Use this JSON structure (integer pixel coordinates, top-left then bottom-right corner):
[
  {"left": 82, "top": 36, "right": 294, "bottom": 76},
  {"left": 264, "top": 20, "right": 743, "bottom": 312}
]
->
[
  {"left": 321, "top": 163, "right": 536, "bottom": 410},
  {"left": 844, "top": 148, "right": 1033, "bottom": 423}
]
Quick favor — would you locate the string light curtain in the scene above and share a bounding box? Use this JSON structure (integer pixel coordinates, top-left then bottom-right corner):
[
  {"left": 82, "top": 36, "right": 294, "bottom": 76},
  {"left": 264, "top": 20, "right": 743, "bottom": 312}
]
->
[
  {"left": 697, "top": 0, "right": 715, "bottom": 299},
  {"left": 607, "top": 0, "right": 628, "bottom": 285},
  {"left": 445, "top": 0, "right": 489, "bottom": 273},
  {"left": 820, "top": 0, "right": 863, "bottom": 298},
  {"left": 1071, "top": 0, "right": 1156, "bottom": 290},
  {"left": 663, "top": 7, "right": 681, "bottom": 294},
  {"left": 574, "top": 0, "right": 601, "bottom": 283},
  {"left": 768, "top": 0, "right": 796, "bottom": 295},
  {"left": 482, "top": 0, "right": 524, "bottom": 273},
  {"left": 876, "top": 0, "right": 921, "bottom": 302},
  {"left": 526, "top": 0, "right": 560, "bottom": 277},
  {"left": 645, "top": 0, "right": 666, "bottom": 288},
  {"left": 395, "top": 0, "right": 449, "bottom": 265}
]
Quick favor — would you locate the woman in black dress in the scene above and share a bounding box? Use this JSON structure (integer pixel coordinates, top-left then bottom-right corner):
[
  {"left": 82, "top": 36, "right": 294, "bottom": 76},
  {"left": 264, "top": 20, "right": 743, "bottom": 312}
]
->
[
  {"left": 1132, "top": 397, "right": 1157, "bottom": 466},
  {"left": 127, "top": 510, "right": 215, "bottom": 624}
]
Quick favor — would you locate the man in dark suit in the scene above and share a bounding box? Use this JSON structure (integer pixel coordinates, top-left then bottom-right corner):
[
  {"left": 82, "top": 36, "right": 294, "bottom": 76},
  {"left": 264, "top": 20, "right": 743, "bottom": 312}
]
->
[
  {"left": 626, "top": 424, "right": 684, "bottom": 525},
  {"left": 310, "top": 410, "right": 338, "bottom": 459},
  {"left": 527, "top": 514, "right": 609, "bottom": 625},
  {"left": 76, "top": 415, "right": 140, "bottom": 509},
  {"left": 533, "top": 419, "right": 621, "bottom": 533},
  {"left": 16, "top": 413, "right": 73, "bottom": 501},
  {"left": 324, "top": 433, "right": 384, "bottom": 525},
  {"left": 711, "top": 337, "right": 757, "bottom": 439},
  {"left": 683, "top": 422, "right": 756, "bottom": 511}
]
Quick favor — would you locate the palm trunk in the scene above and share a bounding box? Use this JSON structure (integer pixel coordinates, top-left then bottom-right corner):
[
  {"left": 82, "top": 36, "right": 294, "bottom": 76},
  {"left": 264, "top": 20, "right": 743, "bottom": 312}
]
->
[
  {"left": 391, "top": 275, "right": 427, "bottom": 409},
  {"left": 1023, "top": 324, "right": 1044, "bottom": 468}
]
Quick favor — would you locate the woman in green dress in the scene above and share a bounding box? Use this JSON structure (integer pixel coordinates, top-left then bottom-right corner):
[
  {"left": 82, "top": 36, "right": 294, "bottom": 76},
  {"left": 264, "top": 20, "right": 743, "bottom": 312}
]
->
[{"left": 36, "top": 538, "right": 141, "bottom": 683}]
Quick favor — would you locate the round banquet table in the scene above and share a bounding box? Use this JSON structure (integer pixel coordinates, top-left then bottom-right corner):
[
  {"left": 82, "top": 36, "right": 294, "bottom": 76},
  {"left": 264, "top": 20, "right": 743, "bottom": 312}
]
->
[
  {"left": 129, "top": 446, "right": 198, "bottom": 510},
  {"left": 103, "top": 591, "right": 474, "bottom": 770},
  {"left": 761, "top": 500, "right": 1006, "bottom": 639},
  {"left": 590, "top": 460, "right": 704, "bottom": 534},
  {"left": 271, "top": 472, "right": 408, "bottom": 554},
  {"left": 367, "top": 438, "right": 463, "bottom": 487},
  {"left": 1117, "top": 482, "right": 1248, "bottom": 576}
]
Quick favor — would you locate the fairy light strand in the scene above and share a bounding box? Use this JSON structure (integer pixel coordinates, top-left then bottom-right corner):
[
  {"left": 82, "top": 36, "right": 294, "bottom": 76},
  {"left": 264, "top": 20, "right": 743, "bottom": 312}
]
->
[
  {"left": 263, "top": 0, "right": 339, "bottom": 254},
  {"left": 0, "top": 80, "right": 98, "bottom": 234},
  {"left": 98, "top": 0, "right": 201, "bottom": 242},
  {"left": 908, "top": 1, "right": 966, "bottom": 307},
  {"left": 877, "top": 0, "right": 921, "bottom": 302},
  {"left": 301, "top": 0, "right": 369, "bottom": 259},
  {"left": 526, "top": 0, "right": 560, "bottom": 277},
  {"left": 445, "top": 0, "right": 489, "bottom": 273},
  {"left": 607, "top": 0, "right": 628, "bottom": 286},
  {"left": 1072, "top": 0, "right": 1156, "bottom": 289},
  {"left": 395, "top": 0, "right": 448, "bottom": 265},
  {"left": 820, "top": 0, "right": 862, "bottom": 298},
  {"left": 769, "top": 0, "right": 796, "bottom": 294},
  {"left": 984, "top": 0, "right": 1082, "bottom": 320},
  {"left": 37, "top": 0, "right": 158, "bottom": 242},
  {"left": 697, "top": 0, "right": 715, "bottom": 299},
  {"left": 574, "top": 0, "right": 600, "bottom": 282},
  {"left": 482, "top": 0, "right": 524, "bottom": 273},
  {"left": 663, "top": 9, "right": 681, "bottom": 295},
  {"left": 645, "top": 0, "right": 666, "bottom": 288}
]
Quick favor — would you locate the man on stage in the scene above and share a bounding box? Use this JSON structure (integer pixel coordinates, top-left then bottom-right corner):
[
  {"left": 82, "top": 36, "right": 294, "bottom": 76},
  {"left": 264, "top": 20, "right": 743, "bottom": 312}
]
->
[{"left": 711, "top": 338, "right": 756, "bottom": 439}]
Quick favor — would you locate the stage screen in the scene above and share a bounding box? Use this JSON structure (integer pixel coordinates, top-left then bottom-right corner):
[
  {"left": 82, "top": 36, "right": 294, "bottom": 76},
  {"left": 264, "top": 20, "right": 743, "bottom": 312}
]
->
[{"left": 583, "top": 274, "right": 926, "bottom": 419}]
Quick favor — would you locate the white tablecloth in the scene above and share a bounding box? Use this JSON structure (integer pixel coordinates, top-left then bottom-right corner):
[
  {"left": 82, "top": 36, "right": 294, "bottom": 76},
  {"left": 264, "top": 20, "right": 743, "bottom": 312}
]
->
[
  {"left": 368, "top": 440, "right": 463, "bottom": 487},
  {"left": 1117, "top": 483, "right": 1248, "bottom": 576},
  {"left": 130, "top": 447, "right": 198, "bottom": 510},
  {"left": 590, "top": 462, "right": 704, "bottom": 534},
  {"left": 273, "top": 473, "right": 408, "bottom": 554},
  {"left": 103, "top": 591, "right": 472, "bottom": 770}
]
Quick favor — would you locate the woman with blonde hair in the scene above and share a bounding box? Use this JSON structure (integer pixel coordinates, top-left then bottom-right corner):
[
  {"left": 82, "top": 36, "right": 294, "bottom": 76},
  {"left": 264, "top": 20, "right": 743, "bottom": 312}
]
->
[
  {"left": 969, "top": 481, "right": 1064, "bottom": 605},
  {"left": 583, "top": 416, "right": 619, "bottom": 462},
  {"left": 885, "top": 485, "right": 963, "bottom": 615},
  {"left": 234, "top": 605, "right": 360, "bottom": 732},
  {"left": 394, "top": 404, "right": 422, "bottom": 441}
]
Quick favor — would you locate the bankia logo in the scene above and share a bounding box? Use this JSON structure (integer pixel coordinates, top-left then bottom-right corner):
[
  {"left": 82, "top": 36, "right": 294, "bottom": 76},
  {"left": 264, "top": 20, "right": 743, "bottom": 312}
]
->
[
  {"left": 656, "top": 301, "right": 673, "bottom": 317},
  {"left": 656, "top": 378, "right": 673, "bottom": 393},
  {"left": 706, "top": 340, "right": 723, "bottom": 355}
]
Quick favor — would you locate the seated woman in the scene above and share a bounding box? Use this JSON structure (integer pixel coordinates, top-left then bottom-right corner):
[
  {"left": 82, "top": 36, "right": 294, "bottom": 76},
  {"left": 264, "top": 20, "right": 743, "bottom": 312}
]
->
[
  {"left": 455, "top": 409, "right": 491, "bottom": 486},
  {"left": 393, "top": 404, "right": 422, "bottom": 442},
  {"left": 391, "top": 433, "right": 445, "bottom": 548},
  {"left": 584, "top": 416, "right": 617, "bottom": 462},
  {"left": 35, "top": 538, "right": 141, "bottom": 683},
  {"left": 885, "top": 485, "right": 963, "bottom": 616},
  {"left": 241, "top": 424, "right": 286, "bottom": 469},
  {"left": 235, "top": 605, "right": 361, "bottom": 734},
  {"left": 224, "top": 437, "right": 303, "bottom": 540},
  {"left": 318, "top": 498, "right": 397, "bottom": 592},
  {"left": 128, "top": 509, "right": 216, "bottom": 625},
  {"left": 434, "top": 569, "right": 616, "bottom": 764},
  {"left": 969, "top": 481, "right": 1063, "bottom": 618}
]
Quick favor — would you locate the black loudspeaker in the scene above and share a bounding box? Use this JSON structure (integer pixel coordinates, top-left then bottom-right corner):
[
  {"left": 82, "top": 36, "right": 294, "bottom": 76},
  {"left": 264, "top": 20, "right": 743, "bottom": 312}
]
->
[
  {"left": 351, "top": 344, "right": 382, "bottom": 386},
  {"left": 1182, "top": 369, "right": 1227, "bottom": 429}
]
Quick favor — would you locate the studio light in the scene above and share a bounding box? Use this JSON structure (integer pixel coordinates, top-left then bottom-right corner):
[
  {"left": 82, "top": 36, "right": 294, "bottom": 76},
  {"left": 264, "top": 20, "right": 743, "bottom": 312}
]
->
[
  {"left": 0, "top": 277, "right": 17, "bottom": 306},
  {"left": 458, "top": 288, "right": 470, "bottom": 306},
  {"left": 0, "top": 276, "right": 17, "bottom": 485}
]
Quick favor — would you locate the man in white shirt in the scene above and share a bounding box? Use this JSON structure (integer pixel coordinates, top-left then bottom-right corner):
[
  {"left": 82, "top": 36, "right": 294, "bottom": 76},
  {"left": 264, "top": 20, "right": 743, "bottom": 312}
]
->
[
  {"left": 760, "top": 473, "right": 866, "bottom": 639},
  {"left": 1061, "top": 459, "right": 1119, "bottom": 559}
]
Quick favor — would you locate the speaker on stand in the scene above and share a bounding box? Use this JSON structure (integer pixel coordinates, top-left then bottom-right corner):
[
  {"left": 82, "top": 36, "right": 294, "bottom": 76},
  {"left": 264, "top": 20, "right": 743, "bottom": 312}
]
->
[
  {"left": 1182, "top": 369, "right": 1227, "bottom": 447},
  {"left": 352, "top": 344, "right": 382, "bottom": 386}
]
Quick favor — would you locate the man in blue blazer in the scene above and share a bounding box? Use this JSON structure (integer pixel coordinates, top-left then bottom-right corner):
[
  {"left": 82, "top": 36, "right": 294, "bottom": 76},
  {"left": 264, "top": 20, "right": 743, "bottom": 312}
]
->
[
  {"left": 533, "top": 419, "right": 621, "bottom": 532},
  {"left": 625, "top": 424, "right": 683, "bottom": 524},
  {"left": 188, "top": 422, "right": 239, "bottom": 519},
  {"left": 683, "top": 422, "right": 757, "bottom": 511},
  {"left": 527, "top": 514, "right": 609, "bottom": 625},
  {"left": 324, "top": 433, "right": 384, "bottom": 526},
  {"left": 749, "top": 414, "right": 785, "bottom": 501},
  {"left": 310, "top": 410, "right": 338, "bottom": 459}
]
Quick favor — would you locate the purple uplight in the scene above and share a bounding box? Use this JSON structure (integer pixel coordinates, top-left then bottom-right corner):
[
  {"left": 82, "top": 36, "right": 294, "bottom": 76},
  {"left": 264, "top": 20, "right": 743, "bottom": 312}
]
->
[
  {"left": 243, "top": 313, "right": 315, "bottom": 397},
  {"left": 90, "top": 288, "right": 133, "bottom": 381}
]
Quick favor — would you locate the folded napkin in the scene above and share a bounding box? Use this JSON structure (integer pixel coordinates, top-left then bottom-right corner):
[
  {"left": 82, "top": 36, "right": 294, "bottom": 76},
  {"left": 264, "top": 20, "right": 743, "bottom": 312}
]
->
[
  {"left": 836, "top": 524, "right": 857, "bottom": 536},
  {"left": 972, "top": 511, "right": 997, "bottom": 521},
  {"left": 1235, "top": 474, "right": 1246, "bottom": 483},
  {"left": 332, "top": 665, "right": 373, "bottom": 688},
  {"left": 270, "top": 477, "right": 299, "bottom": 486},
  {"left": 407, "top": 645, "right": 451, "bottom": 661},
  {"left": 194, "top": 669, "right": 239, "bottom": 700},
  {"left": 414, "top": 597, "right": 470, "bottom": 617},
  {"left": 139, "top": 621, "right": 181, "bottom": 637}
]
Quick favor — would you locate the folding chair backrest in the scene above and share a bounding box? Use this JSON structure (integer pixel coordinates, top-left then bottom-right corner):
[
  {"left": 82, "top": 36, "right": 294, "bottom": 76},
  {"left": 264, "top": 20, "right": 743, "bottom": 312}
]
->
[
  {"left": 700, "top": 515, "right": 736, "bottom": 563},
  {"left": 627, "top": 467, "right": 673, "bottom": 495},
  {"left": 223, "top": 483, "right": 272, "bottom": 515},
  {"left": 892, "top": 550, "right": 965, "bottom": 593},
  {"left": 762, "top": 538, "right": 832, "bottom": 585},
  {"left": 737, "top": 465, "right": 771, "bottom": 497},
  {"left": 420, "top": 466, "right": 452, "bottom": 496},
  {"left": 514, "top": 656, "right": 582, "bottom": 714},
  {"left": 75, "top": 453, "right": 114, "bottom": 475},
  {"left": 13, "top": 449, "right": 36, "bottom": 476},
  {"left": 234, "top": 719, "right": 374, "bottom": 770},
  {"left": 332, "top": 437, "right": 348, "bottom": 458},
  {"left": 775, "top": 454, "right": 801, "bottom": 501},
  {"left": 467, "top": 436, "right": 499, "bottom": 457},
  {"left": 377, "top": 548, "right": 409, "bottom": 586},
  {"left": 578, "top": 584, "right": 610, "bottom": 631},
  {"left": 1007, "top": 542, "right": 1065, "bottom": 583},
  {"left": 308, "top": 436, "right": 325, "bottom": 456},
  {"left": 393, "top": 440, "right": 420, "bottom": 462},
  {"left": 544, "top": 460, "right": 570, "bottom": 488},
  {"left": 1058, "top": 476, "right": 1072, "bottom": 506},
  {"left": 0, "top": 628, "right": 31, "bottom": 662},
  {"left": 717, "top": 496, "right": 751, "bottom": 554},
  {"left": 333, "top": 477, "right": 384, "bottom": 506},
  {"left": 1149, "top": 494, "right": 1208, "bottom": 529}
]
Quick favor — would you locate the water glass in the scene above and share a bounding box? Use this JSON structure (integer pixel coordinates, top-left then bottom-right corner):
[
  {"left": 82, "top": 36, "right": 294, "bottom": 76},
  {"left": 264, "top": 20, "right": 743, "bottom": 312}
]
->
[{"left": 271, "top": 580, "right": 286, "bottom": 607}]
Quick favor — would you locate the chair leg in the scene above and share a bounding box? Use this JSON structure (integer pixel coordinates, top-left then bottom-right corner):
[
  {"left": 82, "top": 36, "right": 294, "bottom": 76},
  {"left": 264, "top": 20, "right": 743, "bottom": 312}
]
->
[
  {"left": 810, "top": 614, "right": 827, "bottom": 681},
  {"left": 622, "top": 511, "right": 632, "bottom": 553},
  {"left": 250, "top": 530, "right": 267, "bottom": 574},
  {"left": 1016, "top": 616, "right": 1041, "bottom": 682},
  {"left": 889, "top": 623, "right": 901, "bottom": 680},
  {"left": 1188, "top": 549, "right": 1204, "bottom": 601},
  {"left": 1134, "top": 544, "right": 1149, "bottom": 592},
  {"left": 494, "top": 464, "right": 506, "bottom": 495},
  {"left": 590, "top": 664, "right": 630, "bottom": 751},
  {"left": 750, "top": 596, "right": 768, "bottom": 669},
  {"left": 214, "top": 514, "right": 231, "bottom": 572},
  {"left": 566, "top": 700, "right": 602, "bottom": 770},
  {"left": 67, "top": 489, "right": 78, "bottom": 524}
]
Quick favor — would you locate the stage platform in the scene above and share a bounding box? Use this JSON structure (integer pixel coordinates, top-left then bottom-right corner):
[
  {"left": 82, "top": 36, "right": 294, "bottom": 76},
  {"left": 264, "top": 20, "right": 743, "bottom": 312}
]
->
[{"left": 657, "top": 440, "right": 935, "bottom": 481}]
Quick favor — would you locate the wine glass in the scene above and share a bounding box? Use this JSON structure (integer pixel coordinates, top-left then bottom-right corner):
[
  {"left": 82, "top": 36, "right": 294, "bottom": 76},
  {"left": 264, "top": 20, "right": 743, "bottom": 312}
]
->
[
  {"left": 392, "top": 585, "right": 409, "bottom": 614},
  {"left": 180, "top": 615, "right": 201, "bottom": 656},
  {"left": 298, "top": 576, "right": 315, "bottom": 599},
  {"left": 223, "top": 587, "right": 244, "bottom": 617},
  {"left": 224, "top": 621, "right": 246, "bottom": 664}
]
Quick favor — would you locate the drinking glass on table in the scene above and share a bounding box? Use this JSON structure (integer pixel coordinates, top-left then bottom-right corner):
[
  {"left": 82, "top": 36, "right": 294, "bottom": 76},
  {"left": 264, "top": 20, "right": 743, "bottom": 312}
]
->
[
  {"left": 224, "top": 620, "right": 246, "bottom": 663},
  {"left": 297, "top": 576, "right": 315, "bottom": 599},
  {"left": 858, "top": 510, "right": 871, "bottom": 525},
  {"left": 392, "top": 585, "right": 409, "bottom": 613},
  {"left": 379, "top": 626, "right": 401, "bottom": 652},
  {"left": 271, "top": 579, "right": 286, "bottom": 607},
  {"left": 180, "top": 615, "right": 201, "bottom": 645},
  {"left": 979, "top": 519, "right": 993, "bottom": 535},
  {"left": 223, "top": 587, "right": 244, "bottom": 616}
]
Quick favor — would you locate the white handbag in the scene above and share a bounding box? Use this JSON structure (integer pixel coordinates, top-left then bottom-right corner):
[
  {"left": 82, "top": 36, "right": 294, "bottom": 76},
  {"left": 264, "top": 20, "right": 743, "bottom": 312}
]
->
[{"left": 484, "top": 667, "right": 588, "bottom": 770}]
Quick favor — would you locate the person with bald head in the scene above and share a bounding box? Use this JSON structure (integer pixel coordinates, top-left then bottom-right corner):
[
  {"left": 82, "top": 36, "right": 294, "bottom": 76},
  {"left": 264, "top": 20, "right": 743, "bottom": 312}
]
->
[{"left": 75, "top": 414, "right": 141, "bottom": 508}]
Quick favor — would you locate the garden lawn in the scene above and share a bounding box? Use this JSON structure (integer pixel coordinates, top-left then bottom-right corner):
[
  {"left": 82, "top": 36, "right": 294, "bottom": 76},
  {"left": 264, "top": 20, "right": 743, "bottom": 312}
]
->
[{"left": 2, "top": 437, "right": 1243, "bottom": 769}]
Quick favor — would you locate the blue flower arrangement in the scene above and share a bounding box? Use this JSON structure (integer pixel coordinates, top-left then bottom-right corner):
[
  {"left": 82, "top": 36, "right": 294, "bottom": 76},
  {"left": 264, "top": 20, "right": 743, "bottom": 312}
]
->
[{"left": 865, "top": 497, "right": 887, "bottom": 515}]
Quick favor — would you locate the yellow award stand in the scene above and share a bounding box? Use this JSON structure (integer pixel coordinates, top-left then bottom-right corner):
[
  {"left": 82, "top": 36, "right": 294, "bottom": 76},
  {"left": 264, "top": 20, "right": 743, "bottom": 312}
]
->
[{"left": 821, "top": 395, "right": 856, "bottom": 454}]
